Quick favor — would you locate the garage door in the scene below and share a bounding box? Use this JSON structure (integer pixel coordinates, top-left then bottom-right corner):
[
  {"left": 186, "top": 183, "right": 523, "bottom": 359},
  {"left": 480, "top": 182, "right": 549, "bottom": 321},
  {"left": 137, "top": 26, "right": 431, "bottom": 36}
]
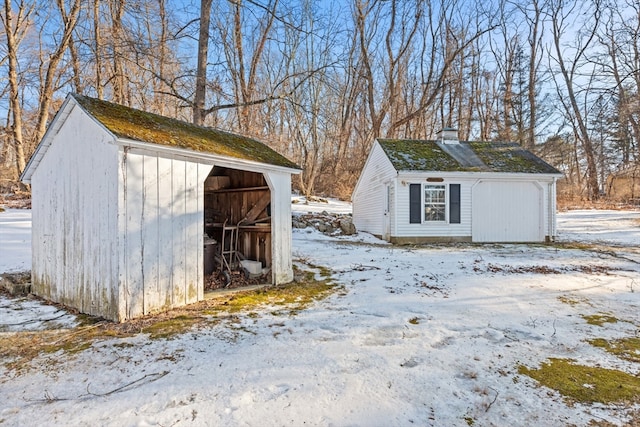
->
[{"left": 472, "top": 181, "right": 543, "bottom": 242}]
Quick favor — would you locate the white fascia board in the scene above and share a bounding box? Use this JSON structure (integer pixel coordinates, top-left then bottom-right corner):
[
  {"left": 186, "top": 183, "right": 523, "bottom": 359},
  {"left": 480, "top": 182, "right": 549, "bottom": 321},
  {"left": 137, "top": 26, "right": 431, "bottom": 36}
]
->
[
  {"left": 352, "top": 141, "right": 379, "bottom": 197},
  {"left": 351, "top": 140, "right": 398, "bottom": 200},
  {"left": 20, "top": 95, "right": 77, "bottom": 183},
  {"left": 397, "top": 170, "right": 563, "bottom": 181},
  {"left": 116, "top": 137, "right": 301, "bottom": 175}
]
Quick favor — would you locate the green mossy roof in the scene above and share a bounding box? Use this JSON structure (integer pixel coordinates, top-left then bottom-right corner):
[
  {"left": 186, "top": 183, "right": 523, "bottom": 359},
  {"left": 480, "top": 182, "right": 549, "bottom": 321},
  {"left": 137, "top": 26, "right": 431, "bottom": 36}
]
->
[
  {"left": 73, "top": 94, "right": 299, "bottom": 169},
  {"left": 378, "top": 139, "right": 462, "bottom": 171},
  {"left": 378, "top": 139, "right": 561, "bottom": 174}
]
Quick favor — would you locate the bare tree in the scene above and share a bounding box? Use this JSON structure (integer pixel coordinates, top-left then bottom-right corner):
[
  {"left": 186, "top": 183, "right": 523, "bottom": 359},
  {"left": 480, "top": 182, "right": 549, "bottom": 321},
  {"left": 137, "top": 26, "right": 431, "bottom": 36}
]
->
[
  {"left": 282, "top": 0, "right": 342, "bottom": 197},
  {"left": 2, "top": 0, "right": 639, "bottom": 202},
  {"left": 596, "top": 0, "right": 640, "bottom": 165},
  {"left": 32, "top": 0, "right": 82, "bottom": 148},
  {"left": 92, "top": 0, "right": 104, "bottom": 99},
  {"left": 353, "top": 0, "right": 423, "bottom": 140},
  {"left": 521, "top": 0, "right": 547, "bottom": 149},
  {"left": 548, "top": 0, "right": 601, "bottom": 200},
  {"left": 490, "top": 21, "right": 519, "bottom": 142},
  {"left": 208, "top": 0, "right": 281, "bottom": 132},
  {"left": 193, "top": 0, "right": 212, "bottom": 125},
  {"left": 491, "top": 0, "right": 549, "bottom": 148},
  {"left": 1, "top": 0, "right": 35, "bottom": 175},
  {"left": 388, "top": 0, "right": 498, "bottom": 136}
]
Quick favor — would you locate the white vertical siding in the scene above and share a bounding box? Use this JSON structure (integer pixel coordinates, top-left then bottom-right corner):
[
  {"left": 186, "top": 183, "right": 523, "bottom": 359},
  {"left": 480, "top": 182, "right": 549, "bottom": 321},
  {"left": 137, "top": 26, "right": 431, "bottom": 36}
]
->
[
  {"left": 142, "top": 155, "right": 161, "bottom": 313},
  {"left": 171, "top": 158, "right": 187, "bottom": 309},
  {"left": 196, "top": 163, "right": 209, "bottom": 301},
  {"left": 157, "top": 157, "right": 174, "bottom": 308},
  {"left": 31, "top": 104, "right": 120, "bottom": 319},
  {"left": 352, "top": 142, "right": 397, "bottom": 236},
  {"left": 264, "top": 171, "right": 294, "bottom": 284},
  {"left": 184, "top": 161, "right": 202, "bottom": 303},
  {"left": 122, "top": 148, "right": 144, "bottom": 317},
  {"left": 118, "top": 149, "right": 212, "bottom": 320}
]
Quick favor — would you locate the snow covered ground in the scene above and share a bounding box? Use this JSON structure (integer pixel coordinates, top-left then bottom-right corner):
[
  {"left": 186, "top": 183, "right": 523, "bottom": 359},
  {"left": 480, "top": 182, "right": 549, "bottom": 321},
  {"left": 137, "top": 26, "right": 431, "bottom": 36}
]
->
[
  {"left": 0, "top": 209, "right": 31, "bottom": 274},
  {"left": 0, "top": 202, "right": 639, "bottom": 426}
]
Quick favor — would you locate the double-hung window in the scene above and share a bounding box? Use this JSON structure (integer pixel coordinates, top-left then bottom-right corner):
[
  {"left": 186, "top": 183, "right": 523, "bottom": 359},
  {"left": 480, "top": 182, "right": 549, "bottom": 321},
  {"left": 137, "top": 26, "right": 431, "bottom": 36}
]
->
[
  {"left": 409, "top": 183, "right": 461, "bottom": 224},
  {"left": 424, "top": 185, "right": 446, "bottom": 221}
]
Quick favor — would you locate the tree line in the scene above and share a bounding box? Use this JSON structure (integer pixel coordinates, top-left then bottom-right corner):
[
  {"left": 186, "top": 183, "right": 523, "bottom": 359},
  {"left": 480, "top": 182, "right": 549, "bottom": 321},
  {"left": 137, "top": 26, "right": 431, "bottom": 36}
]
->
[{"left": 1, "top": 0, "right": 638, "bottom": 202}]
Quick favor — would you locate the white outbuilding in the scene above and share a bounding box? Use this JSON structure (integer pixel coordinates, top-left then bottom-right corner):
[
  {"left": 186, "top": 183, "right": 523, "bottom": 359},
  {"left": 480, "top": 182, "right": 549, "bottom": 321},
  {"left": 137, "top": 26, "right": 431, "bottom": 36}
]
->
[
  {"left": 352, "top": 129, "right": 563, "bottom": 244},
  {"left": 21, "top": 93, "right": 300, "bottom": 321}
]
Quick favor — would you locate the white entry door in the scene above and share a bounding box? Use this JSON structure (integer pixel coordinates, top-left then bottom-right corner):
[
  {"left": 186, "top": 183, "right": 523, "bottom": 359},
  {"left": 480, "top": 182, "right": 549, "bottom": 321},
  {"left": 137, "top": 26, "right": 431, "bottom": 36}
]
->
[
  {"left": 382, "top": 184, "right": 392, "bottom": 241},
  {"left": 472, "top": 181, "right": 543, "bottom": 242}
]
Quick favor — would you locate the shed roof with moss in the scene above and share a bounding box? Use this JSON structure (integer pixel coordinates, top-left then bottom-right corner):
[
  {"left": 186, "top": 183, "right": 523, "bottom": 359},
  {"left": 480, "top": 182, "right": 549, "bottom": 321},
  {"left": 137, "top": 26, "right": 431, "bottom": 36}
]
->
[
  {"left": 73, "top": 94, "right": 299, "bottom": 170},
  {"left": 378, "top": 139, "right": 562, "bottom": 174}
]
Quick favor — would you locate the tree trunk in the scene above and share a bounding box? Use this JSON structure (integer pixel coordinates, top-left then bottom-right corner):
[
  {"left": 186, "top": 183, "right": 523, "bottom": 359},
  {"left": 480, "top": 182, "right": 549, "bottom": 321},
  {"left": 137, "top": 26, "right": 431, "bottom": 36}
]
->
[
  {"left": 2, "top": 0, "right": 32, "bottom": 175},
  {"left": 550, "top": 0, "right": 601, "bottom": 200},
  {"left": 109, "top": 0, "right": 125, "bottom": 104},
  {"left": 525, "top": 0, "right": 542, "bottom": 150},
  {"left": 194, "top": 0, "right": 212, "bottom": 125},
  {"left": 33, "top": 0, "right": 82, "bottom": 148},
  {"left": 93, "top": 0, "right": 104, "bottom": 99}
]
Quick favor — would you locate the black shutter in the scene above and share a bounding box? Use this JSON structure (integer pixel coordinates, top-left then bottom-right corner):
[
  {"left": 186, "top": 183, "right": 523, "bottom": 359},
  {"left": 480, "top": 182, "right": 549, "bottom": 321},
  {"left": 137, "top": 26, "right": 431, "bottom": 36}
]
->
[
  {"left": 409, "top": 184, "right": 421, "bottom": 223},
  {"left": 449, "top": 184, "right": 461, "bottom": 224}
]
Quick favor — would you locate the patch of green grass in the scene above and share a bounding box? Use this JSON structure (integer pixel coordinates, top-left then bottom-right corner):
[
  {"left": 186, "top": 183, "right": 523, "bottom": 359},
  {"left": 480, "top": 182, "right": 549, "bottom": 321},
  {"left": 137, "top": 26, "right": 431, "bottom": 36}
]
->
[
  {"left": 210, "top": 278, "right": 339, "bottom": 316},
  {"left": 582, "top": 313, "right": 619, "bottom": 326},
  {"left": 1, "top": 325, "right": 132, "bottom": 373},
  {"left": 75, "top": 312, "right": 108, "bottom": 327},
  {"left": 589, "top": 337, "right": 640, "bottom": 363},
  {"left": 408, "top": 317, "right": 420, "bottom": 325},
  {"left": 557, "top": 295, "right": 588, "bottom": 307},
  {"left": 553, "top": 241, "right": 598, "bottom": 251},
  {"left": 518, "top": 358, "right": 640, "bottom": 405},
  {"left": 112, "top": 342, "right": 135, "bottom": 349},
  {"left": 43, "top": 340, "right": 92, "bottom": 355},
  {"left": 141, "top": 315, "right": 200, "bottom": 339},
  {"left": 463, "top": 415, "right": 475, "bottom": 425},
  {"left": 206, "top": 262, "right": 338, "bottom": 316}
]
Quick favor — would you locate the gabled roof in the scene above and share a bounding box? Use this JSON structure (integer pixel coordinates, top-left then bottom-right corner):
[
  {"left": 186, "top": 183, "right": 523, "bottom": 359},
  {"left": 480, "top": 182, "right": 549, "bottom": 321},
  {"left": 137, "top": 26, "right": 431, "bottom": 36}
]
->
[
  {"left": 377, "top": 139, "right": 562, "bottom": 174},
  {"left": 73, "top": 93, "right": 299, "bottom": 169}
]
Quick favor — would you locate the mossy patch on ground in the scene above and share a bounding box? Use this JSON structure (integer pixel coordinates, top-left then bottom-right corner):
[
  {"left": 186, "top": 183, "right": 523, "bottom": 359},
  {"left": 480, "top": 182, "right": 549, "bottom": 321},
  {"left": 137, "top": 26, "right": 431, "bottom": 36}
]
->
[
  {"left": 589, "top": 337, "right": 640, "bottom": 363},
  {"left": 553, "top": 241, "right": 602, "bottom": 251},
  {"left": 518, "top": 358, "right": 640, "bottom": 405},
  {"left": 557, "top": 295, "right": 590, "bottom": 307},
  {"left": 141, "top": 315, "right": 202, "bottom": 340},
  {"left": 205, "top": 270, "right": 338, "bottom": 316},
  {"left": 0, "top": 325, "right": 133, "bottom": 373},
  {"left": 582, "top": 313, "right": 619, "bottom": 326}
]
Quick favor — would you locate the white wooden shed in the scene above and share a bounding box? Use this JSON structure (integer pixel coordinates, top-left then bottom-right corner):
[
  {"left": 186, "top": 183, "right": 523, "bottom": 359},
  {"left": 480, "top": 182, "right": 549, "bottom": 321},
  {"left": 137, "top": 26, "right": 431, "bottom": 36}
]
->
[
  {"left": 20, "top": 93, "right": 300, "bottom": 322},
  {"left": 352, "top": 129, "right": 563, "bottom": 244}
]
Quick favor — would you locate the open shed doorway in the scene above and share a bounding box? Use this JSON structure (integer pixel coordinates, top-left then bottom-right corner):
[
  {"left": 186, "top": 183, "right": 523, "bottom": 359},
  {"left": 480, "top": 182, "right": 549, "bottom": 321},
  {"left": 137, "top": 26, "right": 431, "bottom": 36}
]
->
[{"left": 203, "top": 166, "right": 273, "bottom": 290}]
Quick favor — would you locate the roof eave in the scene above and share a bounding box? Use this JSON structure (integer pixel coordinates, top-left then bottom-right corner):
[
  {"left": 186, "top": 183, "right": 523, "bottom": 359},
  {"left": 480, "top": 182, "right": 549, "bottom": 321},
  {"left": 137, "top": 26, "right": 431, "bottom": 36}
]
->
[
  {"left": 396, "top": 170, "right": 564, "bottom": 179},
  {"left": 20, "top": 94, "right": 78, "bottom": 184},
  {"left": 116, "top": 137, "right": 302, "bottom": 175}
]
